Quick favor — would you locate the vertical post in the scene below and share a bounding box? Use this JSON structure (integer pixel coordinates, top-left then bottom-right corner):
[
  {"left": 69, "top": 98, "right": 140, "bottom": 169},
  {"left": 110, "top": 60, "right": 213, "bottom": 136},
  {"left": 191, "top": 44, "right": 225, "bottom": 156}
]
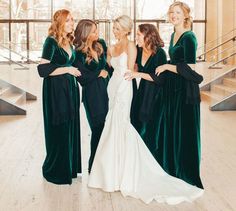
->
[
  {"left": 9, "top": 0, "right": 12, "bottom": 63},
  {"left": 51, "top": 0, "right": 53, "bottom": 19},
  {"left": 133, "top": 0, "right": 136, "bottom": 41},
  {"left": 93, "top": 0, "right": 95, "bottom": 20},
  {"left": 204, "top": 0, "right": 207, "bottom": 61},
  {"left": 108, "top": 21, "right": 110, "bottom": 46},
  {"left": 26, "top": 21, "right": 30, "bottom": 63}
]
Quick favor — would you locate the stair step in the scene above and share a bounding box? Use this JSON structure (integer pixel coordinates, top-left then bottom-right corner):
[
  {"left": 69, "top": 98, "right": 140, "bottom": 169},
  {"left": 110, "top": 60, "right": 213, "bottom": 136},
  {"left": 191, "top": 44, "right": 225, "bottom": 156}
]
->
[
  {"left": 201, "top": 90, "right": 225, "bottom": 103},
  {"left": 223, "top": 78, "right": 236, "bottom": 88},
  {"left": 0, "top": 86, "right": 11, "bottom": 96},
  {"left": 211, "top": 84, "right": 236, "bottom": 96},
  {"left": 0, "top": 90, "right": 26, "bottom": 107}
]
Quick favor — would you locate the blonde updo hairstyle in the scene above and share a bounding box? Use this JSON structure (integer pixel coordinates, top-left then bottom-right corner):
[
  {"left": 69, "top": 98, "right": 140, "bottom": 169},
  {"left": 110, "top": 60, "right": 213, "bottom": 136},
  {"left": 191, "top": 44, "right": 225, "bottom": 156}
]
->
[
  {"left": 168, "top": 1, "right": 192, "bottom": 29},
  {"left": 113, "top": 15, "right": 133, "bottom": 36}
]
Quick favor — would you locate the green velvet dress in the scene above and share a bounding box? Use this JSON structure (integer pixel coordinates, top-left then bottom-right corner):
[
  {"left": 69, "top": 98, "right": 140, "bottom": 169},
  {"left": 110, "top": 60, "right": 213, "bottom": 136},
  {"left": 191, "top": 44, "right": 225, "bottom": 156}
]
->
[
  {"left": 157, "top": 31, "right": 203, "bottom": 188},
  {"left": 131, "top": 47, "right": 167, "bottom": 158},
  {"left": 73, "top": 40, "right": 108, "bottom": 173},
  {"left": 41, "top": 36, "right": 81, "bottom": 185}
]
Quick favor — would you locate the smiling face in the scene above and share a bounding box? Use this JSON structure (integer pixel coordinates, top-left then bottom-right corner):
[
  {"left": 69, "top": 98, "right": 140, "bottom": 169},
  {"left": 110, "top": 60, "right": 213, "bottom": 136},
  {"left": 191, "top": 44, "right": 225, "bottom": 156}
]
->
[
  {"left": 112, "top": 22, "right": 127, "bottom": 40},
  {"left": 64, "top": 13, "right": 74, "bottom": 34},
  {"left": 87, "top": 23, "right": 98, "bottom": 42},
  {"left": 168, "top": 5, "right": 186, "bottom": 27},
  {"left": 136, "top": 29, "right": 145, "bottom": 48}
]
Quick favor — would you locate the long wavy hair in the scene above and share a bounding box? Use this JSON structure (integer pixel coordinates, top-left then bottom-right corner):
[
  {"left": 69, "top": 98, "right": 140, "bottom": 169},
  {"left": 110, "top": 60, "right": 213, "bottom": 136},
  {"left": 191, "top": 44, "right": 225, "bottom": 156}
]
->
[
  {"left": 48, "top": 9, "right": 74, "bottom": 47},
  {"left": 168, "top": 1, "right": 192, "bottom": 29},
  {"left": 138, "top": 24, "right": 164, "bottom": 54},
  {"left": 74, "top": 19, "right": 103, "bottom": 64}
]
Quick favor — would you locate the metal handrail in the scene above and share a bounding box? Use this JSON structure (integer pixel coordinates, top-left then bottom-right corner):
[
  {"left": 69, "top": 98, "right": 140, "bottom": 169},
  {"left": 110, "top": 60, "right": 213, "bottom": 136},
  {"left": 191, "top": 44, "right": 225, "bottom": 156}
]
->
[
  {"left": 198, "top": 35, "right": 236, "bottom": 60},
  {"left": 0, "top": 54, "right": 29, "bottom": 69},
  {"left": 198, "top": 28, "right": 236, "bottom": 50},
  {"left": 208, "top": 51, "right": 236, "bottom": 69},
  {"left": 0, "top": 43, "right": 39, "bottom": 64},
  {"left": 208, "top": 44, "right": 236, "bottom": 61},
  {"left": 3, "top": 41, "right": 41, "bottom": 58}
]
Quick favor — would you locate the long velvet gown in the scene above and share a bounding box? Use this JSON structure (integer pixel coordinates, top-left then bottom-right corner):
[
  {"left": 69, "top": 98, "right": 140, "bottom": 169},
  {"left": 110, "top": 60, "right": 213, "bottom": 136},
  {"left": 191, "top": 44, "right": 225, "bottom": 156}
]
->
[
  {"left": 88, "top": 51, "right": 204, "bottom": 205},
  {"left": 156, "top": 31, "right": 204, "bottom": 189},
  {"left": 41, "top": 36, "right": 81, "bottom": 185},
  {"left": 73, "top": 39, "right": 109, "bottom": 173},
  {"left": 131, "top": 46, "right": 167, "bottom": 158}
]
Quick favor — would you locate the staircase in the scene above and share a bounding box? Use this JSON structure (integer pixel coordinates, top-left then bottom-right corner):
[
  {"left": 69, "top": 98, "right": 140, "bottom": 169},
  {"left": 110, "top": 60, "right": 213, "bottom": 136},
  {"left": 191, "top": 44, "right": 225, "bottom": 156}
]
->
[
  {"left": 201, "top": 67, "right": 236, "bottom": 110},
  {"left": 0, "top": 79, "right": 37, "bottom": 115},
  {"left": 197, "top": 28, "right": 236, "bottom": 111}
]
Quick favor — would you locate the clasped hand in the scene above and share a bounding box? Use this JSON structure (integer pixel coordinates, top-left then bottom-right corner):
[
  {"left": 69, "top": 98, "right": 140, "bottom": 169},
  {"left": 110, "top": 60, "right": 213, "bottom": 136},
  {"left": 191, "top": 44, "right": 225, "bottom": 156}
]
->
[
  {"left": 124, "top": 70, "right": 138, "bottom": 81},
  {"left": 67, "top": 67, "right": 81, "bottom": 77},
  {"left": 155, "top": 64, "right": 167, "bottom": 76}
]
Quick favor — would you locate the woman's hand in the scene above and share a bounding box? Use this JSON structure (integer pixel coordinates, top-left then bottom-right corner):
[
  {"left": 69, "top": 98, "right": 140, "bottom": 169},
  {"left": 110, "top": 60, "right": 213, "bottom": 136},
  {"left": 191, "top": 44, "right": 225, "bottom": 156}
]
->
[
  {"left": 155, "top": 64, "right": 167, "bottom": 76},
  {"left": 67, "top": 67, "right": 81, "bottom": 77},
  {"left": 99, "top": 69, "right": 108, "bottom": 78},
  {"left": 124, "top": 71, "right": 139, "bottom": 81}
]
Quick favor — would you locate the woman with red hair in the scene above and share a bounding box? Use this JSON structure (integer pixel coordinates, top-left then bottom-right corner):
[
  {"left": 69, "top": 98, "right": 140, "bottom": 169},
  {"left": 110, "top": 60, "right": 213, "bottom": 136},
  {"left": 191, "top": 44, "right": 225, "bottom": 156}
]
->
[{"left": 38, "top": 9, "right": 82, "bottom": 185}]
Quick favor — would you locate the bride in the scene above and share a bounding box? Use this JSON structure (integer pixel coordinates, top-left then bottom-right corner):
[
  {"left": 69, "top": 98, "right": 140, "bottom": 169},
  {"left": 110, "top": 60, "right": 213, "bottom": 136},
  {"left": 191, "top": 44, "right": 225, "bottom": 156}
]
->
[{"left": 88, "top": 15, "right": 204, "bottom": 204}]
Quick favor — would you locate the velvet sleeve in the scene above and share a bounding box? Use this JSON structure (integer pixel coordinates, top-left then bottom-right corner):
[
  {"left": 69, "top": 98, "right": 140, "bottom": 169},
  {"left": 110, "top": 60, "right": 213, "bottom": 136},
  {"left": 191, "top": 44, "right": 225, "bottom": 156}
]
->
[
  {"left": 73, "top": 51, "right": 101, "bottom": 86},
  {"left": 98, "top": 38, "right": 114, "bottom": 77},
  {"left": 37, "top": 37, "right": 57, "bottom": 77},
  {"left": 41, "top": 37, "right": 56, "bottom": 61},
  {"left": 176, "top": 63, "right": 203, "bottom": 84},
  {"left": 149, "top": 48, "right": 167, "bottom": 86},
  {"left": 37, "top": 63, "right": 59, "bottom": 78},
  {"left": 183, "top": 33, "right": 197, "bottom": 64}
]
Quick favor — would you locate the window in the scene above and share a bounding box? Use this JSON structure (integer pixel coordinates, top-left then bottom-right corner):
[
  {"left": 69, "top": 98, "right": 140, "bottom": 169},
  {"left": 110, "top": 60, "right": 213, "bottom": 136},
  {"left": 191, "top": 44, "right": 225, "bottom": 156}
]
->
[{"left": 0, "top": 0, "right": 206, "bottom": 62}]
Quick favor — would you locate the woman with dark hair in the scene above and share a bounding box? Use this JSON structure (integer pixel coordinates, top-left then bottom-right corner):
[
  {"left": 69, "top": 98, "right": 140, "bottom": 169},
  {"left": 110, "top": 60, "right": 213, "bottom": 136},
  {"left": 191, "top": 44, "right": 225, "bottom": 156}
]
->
[
  {"left": 155, "top": 1, "right": 204, "bottom": 189},
  {"left": 126, "top": 24, "right": 167, "bottom": 158},
  {"left": 88, "top": 15, "right": 203, "bottom": 204},
  {"left": 73, "top": 19, "right": 109, "bottom": 173},
  {"left": 38, "top": 9, "right": 82, "bottom": 185}
]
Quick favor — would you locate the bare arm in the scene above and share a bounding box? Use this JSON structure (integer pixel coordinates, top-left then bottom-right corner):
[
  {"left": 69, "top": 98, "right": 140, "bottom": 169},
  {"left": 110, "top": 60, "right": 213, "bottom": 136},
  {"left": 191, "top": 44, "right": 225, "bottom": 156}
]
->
[
  {"left": 127, "top": 41, "right": 137, "bottom": 71},
  {"left": 125, "top": 43, "right": 153, "bottom": 81},
  {"left": 106, "top": 46, "right": 112, "bottom": 67}
]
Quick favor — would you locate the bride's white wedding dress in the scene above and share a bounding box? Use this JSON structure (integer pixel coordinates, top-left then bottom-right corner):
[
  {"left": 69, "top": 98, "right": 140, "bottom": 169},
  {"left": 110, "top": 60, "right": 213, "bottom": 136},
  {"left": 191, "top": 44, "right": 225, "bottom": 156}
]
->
[{"left": 88, "top": 52, "right": 204, "bottom": 204}]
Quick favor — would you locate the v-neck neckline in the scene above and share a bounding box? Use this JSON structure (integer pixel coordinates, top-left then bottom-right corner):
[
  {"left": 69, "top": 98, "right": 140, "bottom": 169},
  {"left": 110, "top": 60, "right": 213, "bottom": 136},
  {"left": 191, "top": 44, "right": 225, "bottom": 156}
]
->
[
  {"left": 172, "top": 31, "right": 190, "bottom": 47},
  {"left": 140, "top": 48, "right": 153, "bottom": 67},
  {"left": 62, "top": 45, "right": 73, "bottom": 60}
]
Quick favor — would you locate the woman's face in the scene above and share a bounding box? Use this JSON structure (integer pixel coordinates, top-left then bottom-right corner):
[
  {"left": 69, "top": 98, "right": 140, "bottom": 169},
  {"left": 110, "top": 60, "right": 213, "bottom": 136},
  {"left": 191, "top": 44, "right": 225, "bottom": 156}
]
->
[
  {"left": 64, "top": 13, "right": 74, "bottom": 34},
  {"left": 87, "top": 24, "right": 99, "bottom": 42},
  {"left": 113, "top": 22, "right": 127, "bottom": 40},
  {"left": 169, "top": 6, "right": 185, "bottom": 27},
  {"left": 136, "top": 29, "right": 145, "bottom": 48}
]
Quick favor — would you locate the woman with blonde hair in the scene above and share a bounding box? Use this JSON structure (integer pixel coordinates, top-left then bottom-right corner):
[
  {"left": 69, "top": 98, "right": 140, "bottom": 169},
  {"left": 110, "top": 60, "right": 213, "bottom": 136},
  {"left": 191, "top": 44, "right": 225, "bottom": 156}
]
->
[
  {"left": 155, "top": 1, "right": 204, "bottom": 188},
  {"left": 88, "top": 15, "right": 203, "bottom": 204},
  {"left": 73, "top": 19, "right": 109, "bottom": 174},
  {"left": 37, "top": 9, "right": 82, "bottom": 185}
]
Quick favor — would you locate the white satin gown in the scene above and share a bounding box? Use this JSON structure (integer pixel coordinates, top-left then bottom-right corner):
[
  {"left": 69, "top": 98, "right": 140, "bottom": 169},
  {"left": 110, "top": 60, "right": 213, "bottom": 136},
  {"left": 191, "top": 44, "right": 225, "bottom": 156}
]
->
[{"left": 88, "top": 52, "right": 204, "bottom": 204}]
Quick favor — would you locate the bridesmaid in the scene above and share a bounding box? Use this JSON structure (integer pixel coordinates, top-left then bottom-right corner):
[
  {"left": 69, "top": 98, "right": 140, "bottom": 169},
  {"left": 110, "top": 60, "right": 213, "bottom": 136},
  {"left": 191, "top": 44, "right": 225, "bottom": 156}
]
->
[
  {"left": 38, "top": 9, "right": 82, "bottom": 185},
  {"left": 126, "top": 24, "right": 167, "bottom": 158},
  {"left": 155, "top": 1, "right": 204, "bottom": 188},
  {"left": 73, "top": 19, "right": 109, "bottom": 173}
]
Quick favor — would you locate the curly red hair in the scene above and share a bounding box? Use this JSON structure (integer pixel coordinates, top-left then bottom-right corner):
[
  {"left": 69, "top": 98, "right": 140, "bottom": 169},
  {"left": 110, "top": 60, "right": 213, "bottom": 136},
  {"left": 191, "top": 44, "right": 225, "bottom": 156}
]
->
[{"left": 48, "top": 9, "right": 74, "bottom": 47}]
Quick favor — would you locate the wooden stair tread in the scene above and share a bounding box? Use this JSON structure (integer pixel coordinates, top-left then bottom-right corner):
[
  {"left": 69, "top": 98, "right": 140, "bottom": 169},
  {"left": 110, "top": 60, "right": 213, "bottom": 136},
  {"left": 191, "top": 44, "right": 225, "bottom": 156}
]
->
[
  {"left": 212, "top": 84, "right": 236, "bottom": 92},
  {"left": 201, "top": 90, "right": 226, "bottom": 100}
]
